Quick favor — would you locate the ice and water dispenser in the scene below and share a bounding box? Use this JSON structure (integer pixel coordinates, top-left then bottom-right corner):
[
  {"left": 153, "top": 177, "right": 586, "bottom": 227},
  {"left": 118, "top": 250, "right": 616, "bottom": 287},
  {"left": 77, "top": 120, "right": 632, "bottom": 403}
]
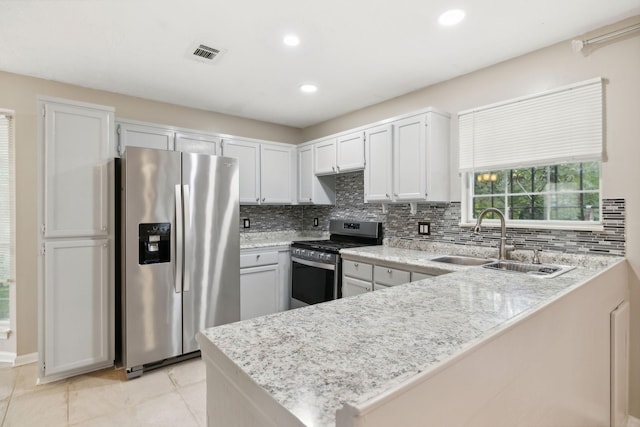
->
[{"left": 138, "top": 223, "right": 171, "bottom": 264}]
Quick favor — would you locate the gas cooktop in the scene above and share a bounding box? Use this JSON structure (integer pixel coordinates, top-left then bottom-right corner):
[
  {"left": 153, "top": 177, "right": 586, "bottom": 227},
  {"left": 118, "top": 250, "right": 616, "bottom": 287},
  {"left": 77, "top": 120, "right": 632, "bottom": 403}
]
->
[{"left": 291, "top": 219, "right": 383, "bottom": 254}]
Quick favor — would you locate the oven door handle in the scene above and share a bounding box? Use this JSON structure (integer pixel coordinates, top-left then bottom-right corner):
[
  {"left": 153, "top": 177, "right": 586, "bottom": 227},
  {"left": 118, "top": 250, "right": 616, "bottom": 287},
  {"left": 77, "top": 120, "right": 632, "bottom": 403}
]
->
[{"left": 291, "top": 256, "right": 336, "bottom": 271}]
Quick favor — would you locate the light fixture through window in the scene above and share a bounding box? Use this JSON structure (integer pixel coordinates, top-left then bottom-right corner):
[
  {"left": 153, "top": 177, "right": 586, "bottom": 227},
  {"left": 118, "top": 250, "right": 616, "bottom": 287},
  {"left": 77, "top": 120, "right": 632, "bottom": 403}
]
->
[
  {"left": 438, "top": 9, "right": 465, "bottom": 26},
  {"left": 283, "top": 34, "right": 300, "bottom": 47},
  {"left": 477, "top": 173, "right": 497, "bottom": 182},
  {"left": 300, "top": 84, "right": 318, "bottom": 93}
]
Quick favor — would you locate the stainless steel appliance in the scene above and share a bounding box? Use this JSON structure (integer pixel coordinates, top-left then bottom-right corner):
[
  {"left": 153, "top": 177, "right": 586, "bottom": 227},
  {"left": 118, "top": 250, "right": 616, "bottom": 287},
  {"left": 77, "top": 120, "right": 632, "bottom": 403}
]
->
[
  {"left": 290, "top": 220, "right": 382, "bottom": 308},
  {"left": 120, "top": 146, "right": 239, "bottom": 378}
]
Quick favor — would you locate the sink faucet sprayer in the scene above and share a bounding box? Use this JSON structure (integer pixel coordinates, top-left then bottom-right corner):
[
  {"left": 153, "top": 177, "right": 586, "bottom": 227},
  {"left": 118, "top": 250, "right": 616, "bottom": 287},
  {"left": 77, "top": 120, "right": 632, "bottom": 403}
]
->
[{"left": 474, "top": 208, "right": 508, "bottom": 260}]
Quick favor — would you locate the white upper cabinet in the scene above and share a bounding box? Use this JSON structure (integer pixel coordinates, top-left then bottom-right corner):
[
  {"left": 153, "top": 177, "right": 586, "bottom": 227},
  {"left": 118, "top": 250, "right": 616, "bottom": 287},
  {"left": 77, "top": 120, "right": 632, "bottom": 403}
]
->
[
  {"left": 43, "top": 100, "right": 113, "bottom": 238},
  {"left": 314, "top": 138, "right": 337, "bottom": 175},
  {"left": 117, "top": 122, "right": 174, "bottom": 155},
  {"left": 336, "top": 131, "right": 365, "bottom": 173},
  {"left": 314, "top": 132, "right": 365, "bottom": 176},
  {"left": 175, "top": 131, "right": 220, "bottom": 155},
  {"left": 364, "top": 124, "right": 393, "bottom": 202},
  {"left": 297, "top": 144, "right": 335, "bottom": 204},
  {"left": 393, "top": 115, "right": 426, "bottom": 201},
  {"left": 260, "top": 143, "right": 293, "bottom": 204},
  {"left": 222, "top": 138, "right": 261, "bottom": 204},
  {"left": 389, "top": 110, "right": 450, "bottom": 202}
]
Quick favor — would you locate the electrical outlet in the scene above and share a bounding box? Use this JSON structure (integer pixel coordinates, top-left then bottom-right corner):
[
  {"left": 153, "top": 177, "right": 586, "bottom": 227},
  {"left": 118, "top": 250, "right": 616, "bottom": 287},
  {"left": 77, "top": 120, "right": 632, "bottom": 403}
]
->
[
  {"left": 418, "top": 222, "right": 430, "bottom": 235},
  {"left": 243, "top": 218, "right": 250, "bottom": 229},
  {"left": 313, "top": 218, "right": 319, "bottom": 227}
]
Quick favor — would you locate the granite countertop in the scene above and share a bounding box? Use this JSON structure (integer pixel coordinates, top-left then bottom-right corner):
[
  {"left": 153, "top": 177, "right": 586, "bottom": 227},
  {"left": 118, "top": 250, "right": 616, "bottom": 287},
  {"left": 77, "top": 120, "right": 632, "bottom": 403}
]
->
[
  {"left": 240, "top": 231, "right": 329, "bottom": 249},
  {"left": 200, "top": 245, "right": 622, "bottom": 427}
]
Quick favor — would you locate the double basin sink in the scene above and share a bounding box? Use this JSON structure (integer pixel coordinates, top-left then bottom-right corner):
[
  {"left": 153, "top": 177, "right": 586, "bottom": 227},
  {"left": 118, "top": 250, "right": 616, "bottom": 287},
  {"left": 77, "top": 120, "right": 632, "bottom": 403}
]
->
[{"left": 430, "top": 255, "right": 574, "bottom": 279}]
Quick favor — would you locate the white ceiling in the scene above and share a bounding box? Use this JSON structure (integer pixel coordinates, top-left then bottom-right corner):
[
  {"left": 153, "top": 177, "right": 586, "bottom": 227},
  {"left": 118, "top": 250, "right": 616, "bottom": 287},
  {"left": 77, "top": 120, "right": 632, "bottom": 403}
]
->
[{"left": 0, "top": 1, "right": 638, "bottom": 128}]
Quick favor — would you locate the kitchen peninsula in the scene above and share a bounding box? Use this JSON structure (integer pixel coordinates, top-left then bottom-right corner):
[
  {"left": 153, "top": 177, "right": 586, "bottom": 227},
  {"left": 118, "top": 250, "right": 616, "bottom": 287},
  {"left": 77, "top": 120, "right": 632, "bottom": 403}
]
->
[{"left": 197, "top": 249, "right": 627, "bottom": 427}]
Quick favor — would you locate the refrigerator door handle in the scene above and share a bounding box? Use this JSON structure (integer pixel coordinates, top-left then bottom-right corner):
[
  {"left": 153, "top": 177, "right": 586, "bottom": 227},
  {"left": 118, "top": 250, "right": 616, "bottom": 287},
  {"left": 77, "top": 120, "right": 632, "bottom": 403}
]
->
[
  {"left": 174, "top": 184, "right": 183, "bottom": 293},
  {"left": 182, "top": 184, "right": 191, "bottom": 293}
]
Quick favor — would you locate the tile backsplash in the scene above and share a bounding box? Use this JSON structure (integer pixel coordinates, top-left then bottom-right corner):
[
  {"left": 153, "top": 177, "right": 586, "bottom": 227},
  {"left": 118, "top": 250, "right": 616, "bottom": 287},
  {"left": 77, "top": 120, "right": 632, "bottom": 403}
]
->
[{"left": 241, "top": 171, "right": 625, "bottom": 256}]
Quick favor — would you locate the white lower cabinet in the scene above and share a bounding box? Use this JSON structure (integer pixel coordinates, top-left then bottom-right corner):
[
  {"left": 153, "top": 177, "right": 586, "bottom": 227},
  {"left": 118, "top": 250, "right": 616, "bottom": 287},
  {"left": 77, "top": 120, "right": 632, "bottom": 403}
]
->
[
  {"left": 342, "top": 256, "right": 444, "bottom": 296},
  {"left": 240, "top": 247, "right": 290, "bottom": 321},
  {"left": 43, "top": 239, "right": 112, "bottom": 378},
  {"left": 374, "top": 265, "right": 410, "bottom": 290},
  {"left": 411, "top": 271, "right": 436, "bottom": 281},
  {"left": 343, "top": 276, "right": 372, "bottom": 297},
  {"left": 241, "top": 264, "right": 279, "bottom": 321}
]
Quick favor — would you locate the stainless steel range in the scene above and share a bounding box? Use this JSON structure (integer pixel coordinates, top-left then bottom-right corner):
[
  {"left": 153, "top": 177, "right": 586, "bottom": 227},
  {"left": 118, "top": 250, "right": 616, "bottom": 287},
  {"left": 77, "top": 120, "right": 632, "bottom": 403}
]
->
[{"left": 290, "top": 220, "right": 383, "bottom": 309}]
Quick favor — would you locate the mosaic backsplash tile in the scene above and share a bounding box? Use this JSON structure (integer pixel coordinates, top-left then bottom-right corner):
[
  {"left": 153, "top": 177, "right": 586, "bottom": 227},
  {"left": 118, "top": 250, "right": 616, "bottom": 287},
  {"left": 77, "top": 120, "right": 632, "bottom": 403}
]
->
[{"left": 241, "top": 171, "right": 625, "bottom": 256}]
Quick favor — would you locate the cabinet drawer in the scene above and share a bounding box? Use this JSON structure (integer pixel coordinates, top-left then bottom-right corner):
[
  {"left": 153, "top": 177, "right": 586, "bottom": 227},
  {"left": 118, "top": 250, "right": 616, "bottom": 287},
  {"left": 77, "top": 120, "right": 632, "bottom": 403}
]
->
[
  {"left": 240, "top": 251, "right": 279, "bottom": 268},
  {"left": 374, "top": 265, "right": 410, "bottom": 287},
  {"left": 411, "top": 271, "right": 436, "bottom": 282},
  {"left": 343, "top": 260, "right": 373, "bottom": 281}
]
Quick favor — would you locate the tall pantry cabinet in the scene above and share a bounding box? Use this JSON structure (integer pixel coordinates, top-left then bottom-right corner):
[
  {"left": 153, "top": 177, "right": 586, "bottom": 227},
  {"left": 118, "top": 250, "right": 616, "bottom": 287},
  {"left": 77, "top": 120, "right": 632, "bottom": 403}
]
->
[{"left": 37, "top": 97, "right": 115, "bottom": 383}]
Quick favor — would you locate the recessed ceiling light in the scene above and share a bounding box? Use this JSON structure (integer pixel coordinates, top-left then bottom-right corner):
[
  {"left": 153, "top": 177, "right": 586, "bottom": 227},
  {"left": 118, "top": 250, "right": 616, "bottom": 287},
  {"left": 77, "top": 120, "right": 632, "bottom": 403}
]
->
[
  {"left": 283, "top": 34, "right": 300, "bottom": 47},
  {"left": 438, "top": 9, "right": 465, "bottom": 26},
  {"left": 300, "top": 84, "right": 318, "bottom": 94}
]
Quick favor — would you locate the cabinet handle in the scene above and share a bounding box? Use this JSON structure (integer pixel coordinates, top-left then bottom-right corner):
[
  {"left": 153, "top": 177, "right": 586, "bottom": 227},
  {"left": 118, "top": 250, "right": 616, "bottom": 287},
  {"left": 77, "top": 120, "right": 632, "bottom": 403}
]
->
[
  {"left": 256, "top": 254, "right": 260, "bottom": 259},
  {"left": 336, "top": 166, "right": 340, "bottom": 172},
  {"left": 385, "top": 193, "right": 389, "bottom": 198},
  {"left": 101, "top": 226, "right": 107, "bottom": 231},
  {"left": 256, "top": 198, "right": 259, "bottom": 202},
  {"left": 387, "top": 269, "right": 392, "bottom": 273},
  {"left": 262, "top": 197, "right": 266, "bottom": 202},
  {"left": 309, "top": 198, "right": 312, "bottom": 202},
  {"left": 354, "top": 263, "right": 359, "bottom": 268},
  {"left": 332, "top": 166, "right": 335, "bottom": 172}
]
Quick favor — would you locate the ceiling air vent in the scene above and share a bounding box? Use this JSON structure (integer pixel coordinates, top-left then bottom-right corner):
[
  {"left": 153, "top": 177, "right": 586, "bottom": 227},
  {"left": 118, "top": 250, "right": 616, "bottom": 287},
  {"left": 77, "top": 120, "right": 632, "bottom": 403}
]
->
[{"left": 187, "top": 42, "right": 225, "bottom": 64}]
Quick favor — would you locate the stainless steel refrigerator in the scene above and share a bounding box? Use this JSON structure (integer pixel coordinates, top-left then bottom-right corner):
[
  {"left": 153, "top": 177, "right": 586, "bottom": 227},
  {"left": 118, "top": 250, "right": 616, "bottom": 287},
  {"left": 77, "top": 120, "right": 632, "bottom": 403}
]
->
[{"left": 120, "top": 146, "right": 239, "bottom": 378}]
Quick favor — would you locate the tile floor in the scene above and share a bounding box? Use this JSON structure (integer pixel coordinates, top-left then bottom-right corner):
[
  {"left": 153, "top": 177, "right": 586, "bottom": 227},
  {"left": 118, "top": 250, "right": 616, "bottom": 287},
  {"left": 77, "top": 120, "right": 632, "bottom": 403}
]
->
[{"left": 0, "top": 358, "right": 206, "bottom": 426}]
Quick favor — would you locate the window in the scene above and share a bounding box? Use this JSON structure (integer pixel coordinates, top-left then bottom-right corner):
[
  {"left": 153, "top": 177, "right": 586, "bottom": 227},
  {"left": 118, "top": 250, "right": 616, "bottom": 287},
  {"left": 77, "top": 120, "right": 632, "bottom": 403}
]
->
[
  {"left": 0, "top": 112, "right": 14, "bottom": 326},
  {"left": 459, "top": 78, "right": 604, "bottom": 227},
  {"left": 471, "top": 161, "right": 600, "bottom": 222}
]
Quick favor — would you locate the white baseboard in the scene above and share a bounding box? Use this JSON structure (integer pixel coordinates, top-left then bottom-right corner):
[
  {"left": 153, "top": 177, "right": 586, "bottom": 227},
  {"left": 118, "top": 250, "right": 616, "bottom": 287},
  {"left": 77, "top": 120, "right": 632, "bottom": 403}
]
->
[
  {"left": 0, "top": 351, "right": 16, "bottom": 364},
  {"left": 628, "top": 415, "right": 640, "bottom": 427},
  {"left": 13, "top": 352, "right": 38, "bottom": 367}
]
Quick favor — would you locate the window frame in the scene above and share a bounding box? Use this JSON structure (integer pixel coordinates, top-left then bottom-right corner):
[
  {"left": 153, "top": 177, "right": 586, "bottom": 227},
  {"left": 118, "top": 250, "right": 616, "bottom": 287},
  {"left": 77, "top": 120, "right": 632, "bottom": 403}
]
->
[
  {"left": 0, "top": 110, "right": 15, "bottom": 336},
  {"left": 460, "top": 162, "right": 604, "bottom": 231}
]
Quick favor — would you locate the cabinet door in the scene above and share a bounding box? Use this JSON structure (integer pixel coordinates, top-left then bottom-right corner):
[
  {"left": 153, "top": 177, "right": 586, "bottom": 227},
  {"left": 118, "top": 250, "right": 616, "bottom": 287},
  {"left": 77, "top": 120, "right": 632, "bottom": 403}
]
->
[
  {"left": 336, "top": 131, "right": 365, "bottom": 173},
  {"left": 298, "top": 145, "right": 314, "bottom": 203},
  {"left": 175, "top": 131, "right": 220, "bottom": 155},
  {"left": 43, "top": 239, "right": 111, "bottom": 377},
  {"left": 364, "top": 124, "right": 393, "bottom": 202},
  {"left": 222, "top": 139, "right": 261, "bottom": 204},
  {"left": 342, "top": 276, "right": 372, "bottom": 298},
  {"left": 314, "top": 139, "right": 337, "bottom": 175},
  {"left": 240, "top": 265, "right": 279, "bottom": 320},
  {"left": 43, "top": 101, "right": 112, "bottom": 238},
  {"left": 117, "top": 122, "right": 174, "bottom": 154},
  {"left": 261, "top": 144, "right": 292, "bottom": 204},
  {"left": 393, "top": 115, "right": 426, "bottom": 201}
]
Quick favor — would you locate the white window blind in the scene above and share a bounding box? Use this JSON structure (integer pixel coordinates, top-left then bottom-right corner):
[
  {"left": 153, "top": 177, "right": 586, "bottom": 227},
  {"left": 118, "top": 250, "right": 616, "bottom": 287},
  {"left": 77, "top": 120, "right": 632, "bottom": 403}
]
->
[
  {"left": 0, "top": 113, "right": 14, "bottom": 289},
  {"left": 459, "top": 78, "right": 604, "bottom": 172}
]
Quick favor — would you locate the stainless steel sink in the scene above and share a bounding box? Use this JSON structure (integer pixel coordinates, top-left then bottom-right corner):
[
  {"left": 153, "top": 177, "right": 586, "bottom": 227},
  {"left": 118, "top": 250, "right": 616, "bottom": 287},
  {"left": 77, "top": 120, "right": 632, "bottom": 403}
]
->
[
  {"left": 430, "top": 255, "right": 493, "bottom": 266},
  {"left": 482, "top": 260, "right": 574, "bottom": 278}
]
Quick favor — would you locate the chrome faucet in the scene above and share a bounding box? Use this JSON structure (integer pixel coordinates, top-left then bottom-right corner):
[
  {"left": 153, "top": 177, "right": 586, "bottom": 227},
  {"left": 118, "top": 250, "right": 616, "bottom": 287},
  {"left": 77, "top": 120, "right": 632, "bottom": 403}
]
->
[{"left": 474, "top": 208, "right": 508, "bottom": 260}]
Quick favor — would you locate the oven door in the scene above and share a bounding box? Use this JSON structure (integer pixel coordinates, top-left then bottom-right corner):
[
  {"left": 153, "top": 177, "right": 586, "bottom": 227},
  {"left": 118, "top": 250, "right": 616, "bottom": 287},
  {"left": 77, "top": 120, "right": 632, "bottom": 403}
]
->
[{"left": 290, "top": 256, "right": 338, "bottom": 309}]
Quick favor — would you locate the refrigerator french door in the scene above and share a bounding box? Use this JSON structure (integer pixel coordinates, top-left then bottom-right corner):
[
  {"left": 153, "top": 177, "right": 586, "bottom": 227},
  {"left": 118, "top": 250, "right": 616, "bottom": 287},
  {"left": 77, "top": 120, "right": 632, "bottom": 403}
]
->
[{"left": 121, "top": 146, "right": 239, "bottom": 378}]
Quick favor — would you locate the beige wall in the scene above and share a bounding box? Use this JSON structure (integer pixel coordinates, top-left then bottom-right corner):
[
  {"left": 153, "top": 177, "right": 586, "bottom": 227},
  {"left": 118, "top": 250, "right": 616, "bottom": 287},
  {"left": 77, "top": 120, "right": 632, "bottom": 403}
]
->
[
  {"left": 303, "top": 16, "right": 640, "bottom": 417},
  {"left": 0, "top": 70, "right": 302, "bottom": 357}
]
